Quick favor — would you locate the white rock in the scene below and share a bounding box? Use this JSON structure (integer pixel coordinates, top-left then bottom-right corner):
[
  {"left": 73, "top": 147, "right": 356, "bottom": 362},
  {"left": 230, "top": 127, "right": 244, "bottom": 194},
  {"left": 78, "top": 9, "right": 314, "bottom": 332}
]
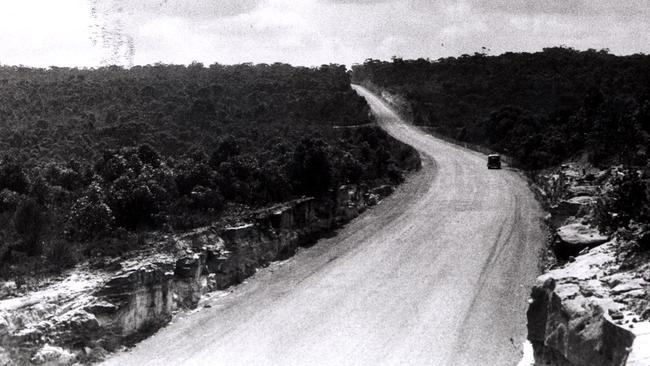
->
[
  {"left": 557, "top": 223, "right": 609, "bottom": 246},
  {"left": 30, "top": 345, "right": 76, "bottom": 366},
  {"left": 611, "top": 280, "right": 645, "bottom": 295}
]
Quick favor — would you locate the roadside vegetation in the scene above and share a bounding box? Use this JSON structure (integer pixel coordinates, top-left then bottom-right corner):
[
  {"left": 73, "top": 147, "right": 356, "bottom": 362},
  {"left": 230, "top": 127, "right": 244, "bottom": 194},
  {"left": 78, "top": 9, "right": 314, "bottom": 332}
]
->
[
  {"left": 352, "top": 47, "right": 650, "bottom": 251},
  {"left": 0, "top": 63, "right": 419, "bottom": 277}
]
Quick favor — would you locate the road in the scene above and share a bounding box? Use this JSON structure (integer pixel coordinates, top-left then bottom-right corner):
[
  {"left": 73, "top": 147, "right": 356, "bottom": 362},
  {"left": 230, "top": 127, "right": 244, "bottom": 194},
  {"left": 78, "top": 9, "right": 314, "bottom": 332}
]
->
[{"left": 102, "top": 85, "right": 546, "bottom": 366}]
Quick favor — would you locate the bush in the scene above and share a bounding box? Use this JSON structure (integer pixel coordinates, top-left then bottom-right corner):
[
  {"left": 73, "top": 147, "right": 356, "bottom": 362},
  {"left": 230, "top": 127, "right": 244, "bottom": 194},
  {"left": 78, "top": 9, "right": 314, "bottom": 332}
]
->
[
  {"left": 596, "top": 168, "right": 650, "bottom": 233},
  {"left": 68, "top": 183, "right": 114, "bottom": 240},
  {"left": 638, "top": 226, "right": 650, "bottom": 251},
  {"left": 45, "top": 240, "right": 79, "bottom": 269},
  {"left": 0, "top": 189, "right": 21, "bottom": 213},
  {"left": 0, "top": 157, "right": 29, "bottom": 194},
  {"left": 108, "top": 176, "right": 157, "bottom": 229}
]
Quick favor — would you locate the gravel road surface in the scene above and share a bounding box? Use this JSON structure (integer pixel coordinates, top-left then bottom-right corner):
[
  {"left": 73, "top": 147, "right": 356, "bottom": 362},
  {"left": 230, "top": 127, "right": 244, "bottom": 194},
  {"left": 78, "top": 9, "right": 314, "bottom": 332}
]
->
[{"left": 101, "top": 85, "right": 546, "bottom": 366}]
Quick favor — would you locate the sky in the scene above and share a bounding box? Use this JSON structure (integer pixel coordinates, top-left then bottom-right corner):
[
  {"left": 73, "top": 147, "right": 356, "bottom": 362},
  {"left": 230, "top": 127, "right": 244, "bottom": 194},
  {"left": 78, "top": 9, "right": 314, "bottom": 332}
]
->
[{"left": 0, "top": 0, "right": 648, "bottom": 68}]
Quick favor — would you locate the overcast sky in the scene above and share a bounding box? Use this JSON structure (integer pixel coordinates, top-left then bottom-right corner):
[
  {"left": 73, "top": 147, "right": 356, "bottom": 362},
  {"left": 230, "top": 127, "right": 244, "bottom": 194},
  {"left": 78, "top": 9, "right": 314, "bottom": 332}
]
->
[{"left": 0, "top": 0, "right": 649, "bottom": 68}]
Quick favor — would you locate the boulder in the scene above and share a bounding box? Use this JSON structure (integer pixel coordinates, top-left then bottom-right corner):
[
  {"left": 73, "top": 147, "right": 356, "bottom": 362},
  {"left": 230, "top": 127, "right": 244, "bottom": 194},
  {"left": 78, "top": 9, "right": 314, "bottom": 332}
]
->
[
  {"left": 527, "top": 243, "right": 650, "bottom": 366},
  {"left": 566, "top": 196, "right": 596, "bottom": 207},
  {"left": 0, "top": 312, "right": 8, "bottom": 336},
  {"left": 554, "top": 223, "right": 609, "bottom": 258},
  {"left": 30, "top": 345, "right": 76, "bottom": 366},
  {"left": 49, "top": 309, "right": 101, "bottom": 347},
  {"left": 366, "top": 194, "right": 380, "bottom": 206}
]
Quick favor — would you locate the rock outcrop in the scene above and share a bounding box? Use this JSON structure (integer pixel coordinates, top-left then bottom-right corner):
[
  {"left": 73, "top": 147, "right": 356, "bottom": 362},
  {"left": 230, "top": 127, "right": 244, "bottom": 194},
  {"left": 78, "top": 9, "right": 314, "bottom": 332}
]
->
[
  {"left": 548, "top": 196, "right": 596, "bottom": 228},
  {"left": 554, "top": 223, "right": 609, "bottom": 258},
  {"left": 526, "top": 163, "right": 650, "bottom": 366},
  {"left": 0, "top": 183, "right": 394, "bottom": 365},
  {"left": 527, "top": 242, "right": 650, "bottom": 366},
  {"left": 90, "top": 260, "right": 177, "bottom": 344}
]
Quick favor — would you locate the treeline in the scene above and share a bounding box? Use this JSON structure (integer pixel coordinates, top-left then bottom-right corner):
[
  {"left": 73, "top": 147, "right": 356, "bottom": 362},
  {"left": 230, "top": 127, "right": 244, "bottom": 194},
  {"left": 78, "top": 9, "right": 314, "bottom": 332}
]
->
[
  {"left": 351, "top": 47, "right": 650, "bottom": 170},
  {"left": 0, "top": 63, "right": 419, "bottom": 273},
  {"left": 0, "top": 62, "right": 369, "bottom": 163}
]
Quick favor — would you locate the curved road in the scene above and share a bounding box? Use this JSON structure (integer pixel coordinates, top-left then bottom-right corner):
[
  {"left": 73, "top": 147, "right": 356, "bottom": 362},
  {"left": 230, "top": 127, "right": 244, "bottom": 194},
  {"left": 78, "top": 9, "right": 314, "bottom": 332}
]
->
[{"left": 102, "top": 85, "right": 545, "bottom": 366}]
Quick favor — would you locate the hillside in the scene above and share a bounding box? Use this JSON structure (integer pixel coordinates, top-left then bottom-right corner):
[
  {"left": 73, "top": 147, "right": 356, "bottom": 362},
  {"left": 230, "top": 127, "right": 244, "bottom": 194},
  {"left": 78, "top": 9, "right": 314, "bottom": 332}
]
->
[
  {"left": 0, "top": 63, "right": 420, "bottom": 277},
  {"left": 351, "top": 47, "right": 650, "bottom": 170}
]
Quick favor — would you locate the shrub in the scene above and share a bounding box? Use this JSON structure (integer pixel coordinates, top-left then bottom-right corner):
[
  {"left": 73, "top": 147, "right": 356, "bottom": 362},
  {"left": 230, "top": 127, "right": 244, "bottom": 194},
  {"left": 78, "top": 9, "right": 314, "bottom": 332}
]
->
[
  {"left": 45, "top": 240, "right": 79, "bottom": 269},
  {"left": 95, "top": 151, "right": 128, "bottom": 182},
  {"left": 638, "top": 225, "right": 650, "bottom": 251},
  {"left": 596, "top": 168, "right": 650, "bottom": 233}
]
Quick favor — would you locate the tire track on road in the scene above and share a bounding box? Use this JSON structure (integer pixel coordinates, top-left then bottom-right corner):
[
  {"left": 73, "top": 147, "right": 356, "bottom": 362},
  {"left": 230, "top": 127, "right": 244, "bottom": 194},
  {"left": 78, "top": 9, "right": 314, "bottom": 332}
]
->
[{"left": 101, "top": 86, "right": 546, "bottom": 366}]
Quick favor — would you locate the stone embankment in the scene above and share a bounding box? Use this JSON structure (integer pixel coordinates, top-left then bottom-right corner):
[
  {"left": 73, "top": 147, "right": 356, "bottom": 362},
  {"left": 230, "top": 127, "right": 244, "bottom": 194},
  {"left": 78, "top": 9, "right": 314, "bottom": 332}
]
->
[
  {"left": 0, "top": 183, "right": 397, "bottom": 366},
  {"left": 526, "top": 164, "right": 650, "bottom": 366}
]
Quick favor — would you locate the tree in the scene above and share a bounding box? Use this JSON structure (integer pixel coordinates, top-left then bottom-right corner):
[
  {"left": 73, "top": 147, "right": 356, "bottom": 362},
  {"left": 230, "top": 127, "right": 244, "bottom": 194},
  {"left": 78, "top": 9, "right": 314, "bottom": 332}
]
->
[
  {"left": 291, "top": 138, "right": 333, "bottom": 198},
  {"left": 14, "top": 198, "right": 48, "bottom": 255},
  {"left": 209, "top": 135, "right": 240, "bottom": 168},
  {"left": 137, "top": 144, "right": 161, "bottom": 167},
  {"left": 68, "top": 182, "right": 114, "bottom": 240},
  {"left": 0, "top": 157, "right": 29, "bottom": 194},
  {"left": 108, "top": 175, "right": 157, "bottom": 229},
  {"left": 189, "top": 186, "right": 223, "bottom": 212},
  {"left": 597, "top": 168, "right": 650, "bottom": 233}
]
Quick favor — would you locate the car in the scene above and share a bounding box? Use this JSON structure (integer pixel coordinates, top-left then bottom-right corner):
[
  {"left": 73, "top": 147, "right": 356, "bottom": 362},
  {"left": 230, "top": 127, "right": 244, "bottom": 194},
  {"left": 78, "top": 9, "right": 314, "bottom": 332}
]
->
[{"left": 487, "top": 154, "right": 501, "bottom": 169}]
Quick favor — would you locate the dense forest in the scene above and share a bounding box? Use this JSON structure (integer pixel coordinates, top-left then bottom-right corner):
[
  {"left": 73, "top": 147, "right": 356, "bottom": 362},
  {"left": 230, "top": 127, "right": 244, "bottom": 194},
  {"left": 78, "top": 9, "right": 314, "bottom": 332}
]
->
[
  {"left": 352, "top": 48, "right": 650, "bottom": 246},
  {"left": 0, "top": 63, "right": 419, "bottom": 275},
  {"left": 352, "top": 47, "right": 650, "bottom": 170}
]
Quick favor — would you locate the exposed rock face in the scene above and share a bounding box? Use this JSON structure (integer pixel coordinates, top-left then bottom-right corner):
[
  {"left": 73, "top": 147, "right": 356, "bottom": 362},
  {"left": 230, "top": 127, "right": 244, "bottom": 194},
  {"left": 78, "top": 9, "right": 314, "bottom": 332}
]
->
[
  {"left": 336, "top": 184, "right": 368, "bottom": 222},
  {"left": 173, "top": 254, "right": 205, "bottom": 308},
  {"left": 91, "top": 261, "right": 177, "bottom": 343},
  {"left": 0, "top": 183, "right": 395, "bottom": 365},
  {"left": 527, "top": 162, "right": 650, "bottom": 366},
  {"left": 527, "top": 242, "right": 650, "bottom": 366},
  {"left": 554, "top": 223, "right": 609, "bottom": 258}
]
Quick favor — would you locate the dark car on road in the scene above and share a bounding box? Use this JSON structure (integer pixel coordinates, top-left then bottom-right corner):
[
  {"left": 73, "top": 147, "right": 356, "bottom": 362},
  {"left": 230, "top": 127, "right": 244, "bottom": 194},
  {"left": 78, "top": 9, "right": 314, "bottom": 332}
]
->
[{"left": 487, "top": 154, "right": 501, "bottom": 169}]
